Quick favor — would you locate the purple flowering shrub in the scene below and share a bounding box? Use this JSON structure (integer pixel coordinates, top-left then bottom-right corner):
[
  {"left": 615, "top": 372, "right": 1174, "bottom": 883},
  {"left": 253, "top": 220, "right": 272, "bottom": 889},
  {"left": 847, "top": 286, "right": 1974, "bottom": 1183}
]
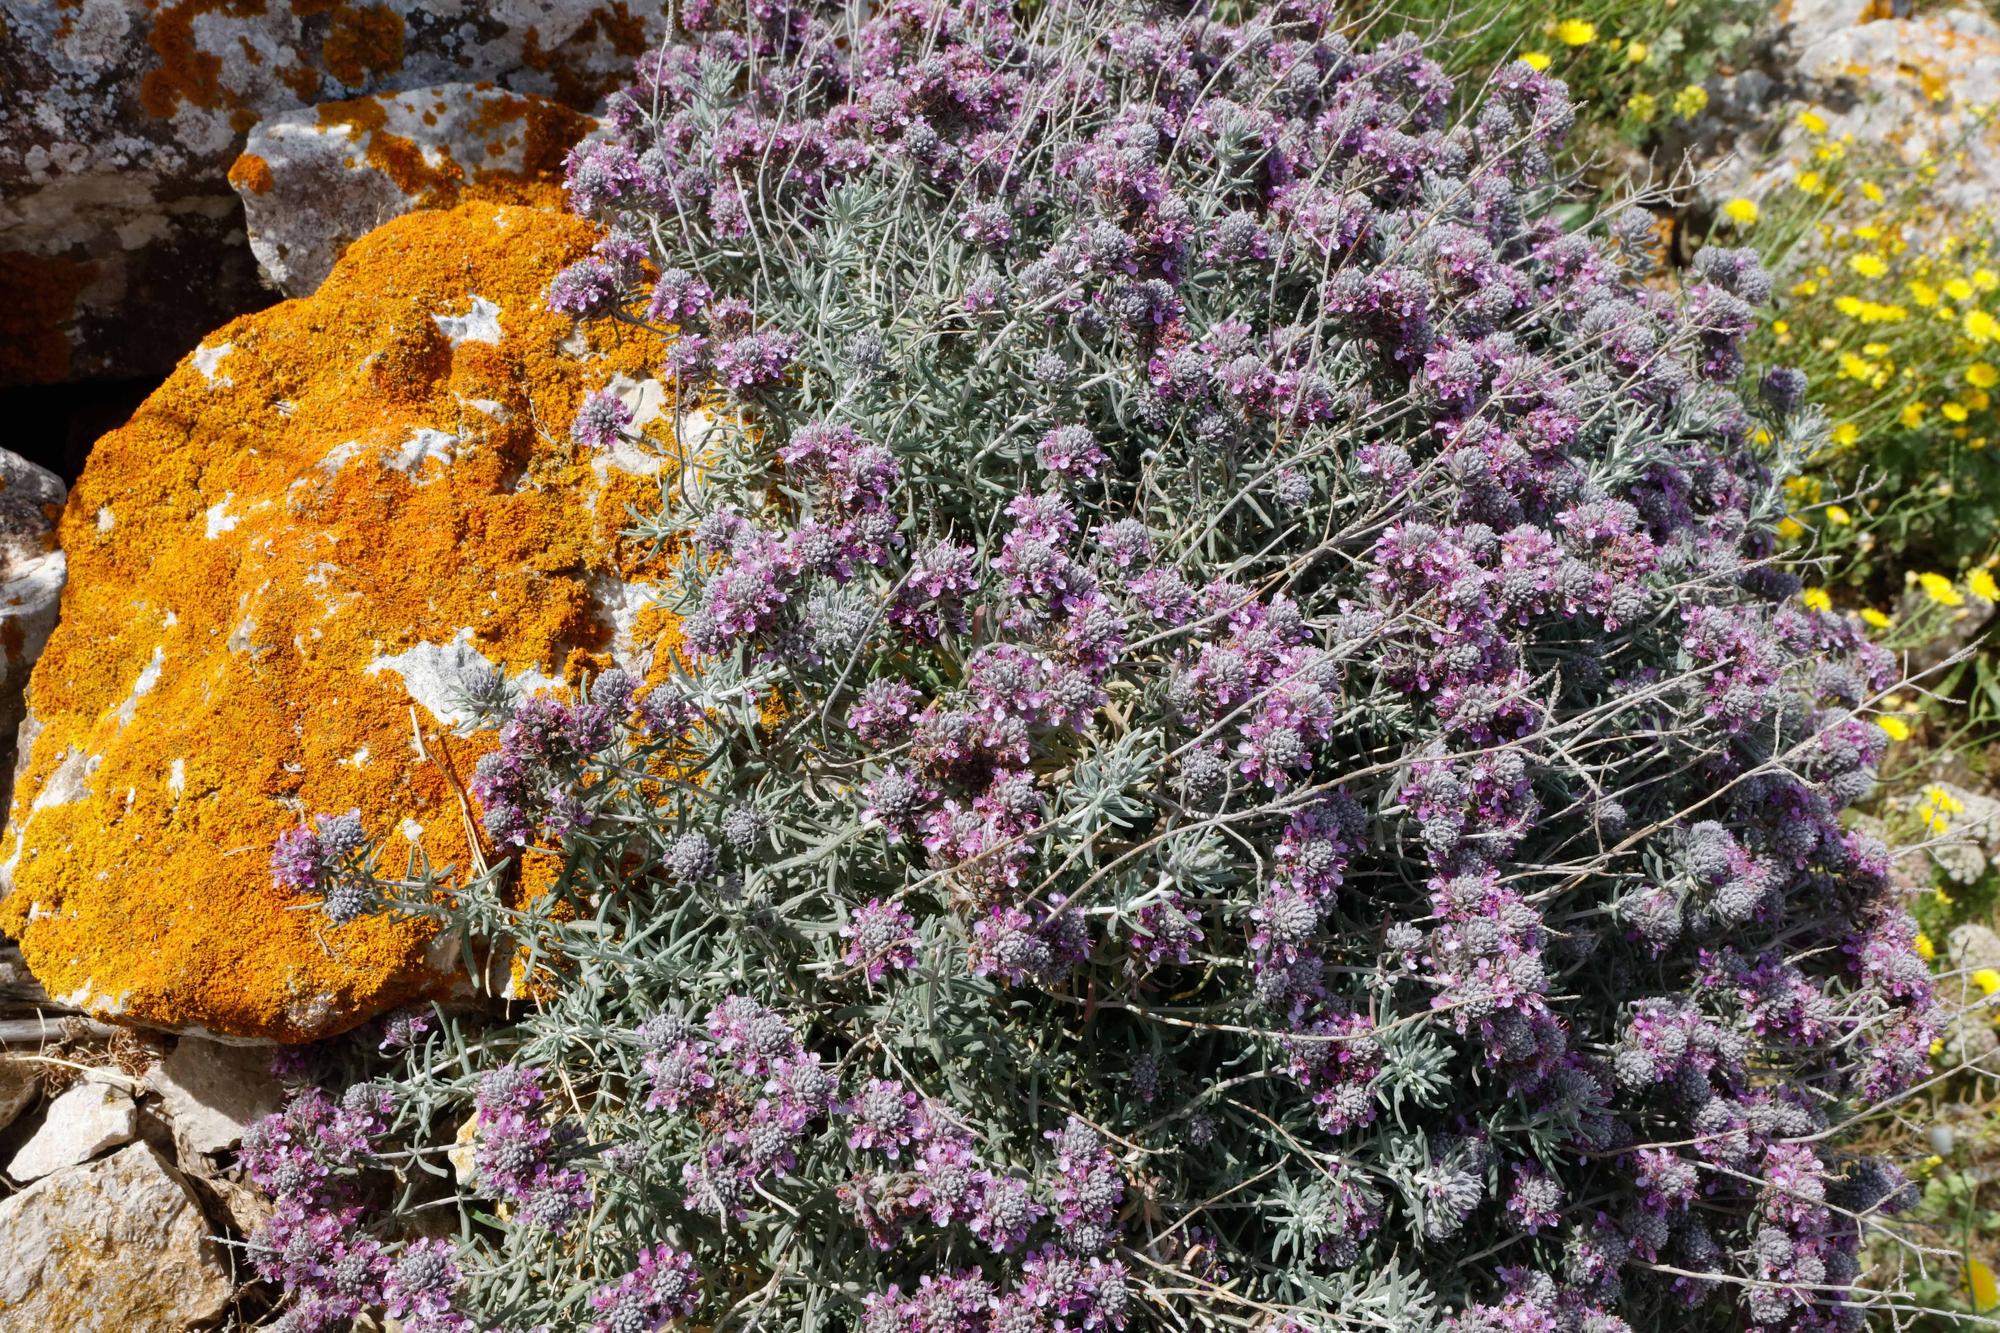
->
[{"left": 245, "top": 1, "right": 1950, "bottom": 1330}]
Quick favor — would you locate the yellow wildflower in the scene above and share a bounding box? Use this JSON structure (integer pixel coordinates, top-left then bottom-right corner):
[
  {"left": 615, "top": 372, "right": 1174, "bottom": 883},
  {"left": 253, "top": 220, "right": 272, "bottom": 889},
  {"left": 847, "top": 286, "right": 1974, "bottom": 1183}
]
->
[
  {"left": 1944, "top": 401, "right": 1971, "bottom": 423},
  {"left": 1833, "top": 297, "right": 1906, "bottom": 324},
  {"left": 1826, "top": 504, "right": 1852, "bottom": 525},
  {"left": 1928, "top": 784, "right": 1968, "bottom": 816},
  {"left": 1968, "top": 309, "right": 2000, "bottom": 343},
  {"left": 1849, "top": 253, "right": 1888, "bottom": 279},
  {"left": 1978, "top": 268, "right": 1999, "bottom": 292},
  {"left": 1861, "top": 180, "right": 1885, "bottom": 204},
  {"left": 1910, "top": 279, "right": 1939, "bottom": 307},
  {"left": 1521, "top": 50, "right": 1553, "bottom": 71},
  {"left": 1832, "top": 421, "right": 1860, "bottom": 446},
  {"left": 1968, "top": 1258, "right": 2000, "bottom": 1313},
  {"left": 1839, "top": 351, "right": 1875, "bottom": 380},
  {"left": 1861, "top": 607, "right": 1892, "bottom": 628},
  {"left": 1916, "top": 932, "right": 1936, "bottom": 962},
  {"left": 1721, "top": 198, "right": 1759, "bottom": 226},
  {"left": 1798, "top": 108, "right": 1830, "bottom": 134},
  {"left": 1947, "top": 277, "right": 1977, "bottom": 302},
  {"left": 1795, "top": 170, "right": 1825, "bottom": 195},
  {"left": 1624, "top": 91, "right": 1657, "bottom": 121},
  {"left": 1776, "top": 516, "right": 1806, "bottom": 541},
  {"left": 1968, "top": 362, "right": 1999, "bottom": 388},
  {"left": 1970, "top": 567, "right": 2000, "bottom": 602},
  {"left": 1625, "top": 41, "right": 1647, "bottom": 64},
  {"left": 1977, "top": 969, "right": 2000, "bottom": 996},
  {"left": 1877, "top": 715, "right": 1912, "bottom": 741},
  {"left": 1553, "top": 19, "right": 1597, "bottom": 45},
  {"left": 1901, "top": 400, "right": 1928, "bottom": 428},
  {"left": 1672, "top": 84, "right": 1709, "bottom": 119},
  {"left": 1919, "top": 571, "right": 1964, "bottom": 606},
  {"left": 1802, "top": 587, "right": 1833, "bottom": 612}
]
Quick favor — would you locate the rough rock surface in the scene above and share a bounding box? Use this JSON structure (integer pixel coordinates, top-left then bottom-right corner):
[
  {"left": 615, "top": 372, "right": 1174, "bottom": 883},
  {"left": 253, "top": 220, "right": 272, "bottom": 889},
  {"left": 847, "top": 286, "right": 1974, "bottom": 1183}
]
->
[
  {"left": 0, "top": 200, "right": 682, "bottom": 1042},
  {"left": 1707, "top": 2, "right": 2000, "bottom": 211},
  {"left": 0, "top": 1055, "right": 35, "bottom": 1133},
  {"left": 232, "top": 83, "right": 597, "bottom": 296},
  {"left": 145, "top": 1037, "right": 285, "bottom": 1155},
  {"left": 6, "top": 1076, "right": 138, "bottom": 1182},
  {"left": 0, "top": 1141, "right": 234, "bottom": 1330},
  {"left": 0, "top": 0, "right": 669, "bottom": 385},
  {"left": 0, "top": 450, "right": 68, "bottom": 814}
]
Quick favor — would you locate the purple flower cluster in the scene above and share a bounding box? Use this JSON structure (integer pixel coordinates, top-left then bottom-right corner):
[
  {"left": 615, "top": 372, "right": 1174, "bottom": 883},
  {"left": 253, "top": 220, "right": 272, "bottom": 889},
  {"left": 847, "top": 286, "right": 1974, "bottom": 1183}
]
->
[
  {"left": 472, "top": 1065, "right": 593, "bottom": 1232},
  {"left": 238, "top": 1085, "right": 467, "bottom": 1332},
  {"left": 588, "top": 1244, "right": 702, "bottom": 1333},
  {"left": 835, "top": 1078, "right": 1070, "bottom": 1261},
  {"left": 324, "top": 0, "right": 1953, "bottom": 1327},
  {"left": 637, "top": 997, "right": 834, "bottom": 1217},
  {"left": 270, "top": 809, "right": 371, "bottom": 924}
]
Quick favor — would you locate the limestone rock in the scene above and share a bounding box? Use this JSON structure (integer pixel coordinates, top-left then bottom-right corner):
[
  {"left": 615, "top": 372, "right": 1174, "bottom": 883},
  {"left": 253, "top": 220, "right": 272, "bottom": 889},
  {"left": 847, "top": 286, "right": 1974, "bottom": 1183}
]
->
[
  {"left": 145, "top": 1036, "right": 284, "bottom": 1155},
  {"left": 0, "top": 0, "right": 670, "bottom": 385},
  {"left": 0, "top": 1054, "right": 36, "bottom": 1133},
  {"left": 6, "top": 1076, "right": 138, "bottom": 1182},
  {"left": 0, "top": 1141, "right": 234, "bottom": 1331},
  {"left": 1711, "top": 3, "right": 2000, "bottom": 214},
  {"left": 0, "top": 201, "right": 686, "bottom": 1041},
  {"left": 233, "top": 83, "right": 597, "bottom": 297},
  {"left": 0, "top": 450, "right": 67, "bottom": 815}
]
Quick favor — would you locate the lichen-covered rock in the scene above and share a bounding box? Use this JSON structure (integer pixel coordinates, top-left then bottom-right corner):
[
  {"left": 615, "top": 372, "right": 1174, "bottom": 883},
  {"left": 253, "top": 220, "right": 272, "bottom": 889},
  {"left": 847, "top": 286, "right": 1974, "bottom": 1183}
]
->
[
  {"left": 0, "top": 449, "right": 66, "bottom": 814},
  {"left": 0, "top": 1141, "right": 233, "bottom": 1331},
  {"left": 0, "top": 200, "right": 683, "bottom": 1041},
  {"left": 0, "top": 0, "right": 670, "bottom": 385},
  {"left": 233, "top": 83, "right": 597, "bottom": 296}
]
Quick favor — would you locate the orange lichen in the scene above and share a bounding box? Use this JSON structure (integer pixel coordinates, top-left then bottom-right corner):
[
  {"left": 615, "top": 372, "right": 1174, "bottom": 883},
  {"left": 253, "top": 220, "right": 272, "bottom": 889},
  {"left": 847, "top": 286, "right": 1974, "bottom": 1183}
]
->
[
  {"left": 310, "top": 90, "right": 591, "bottom": 213},
  {"left": 466, "top": 91, "right": 598, "bottom": 186},
  {"left": 140, "top": 2, "right": 221, "bottom": 117},
  {"left": 228, "top": 151, "right": 276, "bottom": 195},
  {"left": 1, "top": 203, "right": 682, "bottom": 1041},
  {"left": 140, "top": 0, "right": 268, "bottom": 118},
  {"left": 0, "top": 251, "right": 90, "bottom": 384},
  {"left": 321, "top": 2, "right": 405, "bottom": 87},
  {"left": 316, "top": 93, "right": 461, "bottom": 202}
]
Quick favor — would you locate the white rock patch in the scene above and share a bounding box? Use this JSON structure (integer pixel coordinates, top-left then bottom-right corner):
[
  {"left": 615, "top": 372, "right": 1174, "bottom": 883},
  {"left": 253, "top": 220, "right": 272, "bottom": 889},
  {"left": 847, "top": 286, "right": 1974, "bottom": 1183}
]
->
[
  {"left": 190, "top": 341, "right": 233, "bottom": 386},
  {"left": 434, "top": 294, "right": 503, "bottom": 348},
  {"left": 6, "top": 1077, "right": 137, "bottom": 1182},
  {"left": 387, "top": 428, "right": 459, "bottom": 478},
  {"left": 203, "top": 494, "right": 238, "bottom": 539},
  {"left": 366, "top": 628, "right": 564, "bottom": 732},
  {"left": 112, "top": 646, "right": 164, "bottom": 728}
]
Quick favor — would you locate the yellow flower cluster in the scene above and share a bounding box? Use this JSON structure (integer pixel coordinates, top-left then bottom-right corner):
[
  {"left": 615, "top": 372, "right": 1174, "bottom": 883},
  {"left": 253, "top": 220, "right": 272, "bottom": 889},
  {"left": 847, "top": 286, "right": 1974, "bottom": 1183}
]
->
[
  {"left": 1917, "top": 783, "right": 1966, "bottom": 834},
  {"left": 1758, "top": 119, "right": 2000, "bottom": 542}
]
